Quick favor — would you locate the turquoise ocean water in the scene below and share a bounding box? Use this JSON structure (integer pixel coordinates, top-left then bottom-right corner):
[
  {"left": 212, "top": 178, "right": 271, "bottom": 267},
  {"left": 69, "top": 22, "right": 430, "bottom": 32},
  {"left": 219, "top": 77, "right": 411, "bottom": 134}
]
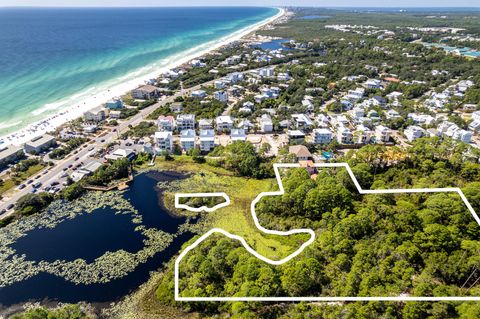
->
[{"left": 0, "top": 7, "right": 278, "bottom": 136}]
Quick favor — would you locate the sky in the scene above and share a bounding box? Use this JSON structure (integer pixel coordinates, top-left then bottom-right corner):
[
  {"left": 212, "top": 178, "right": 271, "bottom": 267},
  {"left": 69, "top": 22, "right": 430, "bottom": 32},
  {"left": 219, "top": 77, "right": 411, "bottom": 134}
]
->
[{"left": 1, "top": 0, "right": 479, "bottom": 7}]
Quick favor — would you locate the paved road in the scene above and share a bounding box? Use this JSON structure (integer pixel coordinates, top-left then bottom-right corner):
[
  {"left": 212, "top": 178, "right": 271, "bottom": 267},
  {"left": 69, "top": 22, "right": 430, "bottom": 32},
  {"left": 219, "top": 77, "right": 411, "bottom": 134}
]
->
[{"left": 0, "top": 78, "right": 221, "bottom": 218}]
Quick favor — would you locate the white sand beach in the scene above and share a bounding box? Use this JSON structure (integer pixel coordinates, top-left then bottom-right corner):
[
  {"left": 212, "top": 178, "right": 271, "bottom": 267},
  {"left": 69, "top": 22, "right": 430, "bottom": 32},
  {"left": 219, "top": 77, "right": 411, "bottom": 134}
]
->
[{"left": 0, "top": 8, "right": 285, "bottom": 147}]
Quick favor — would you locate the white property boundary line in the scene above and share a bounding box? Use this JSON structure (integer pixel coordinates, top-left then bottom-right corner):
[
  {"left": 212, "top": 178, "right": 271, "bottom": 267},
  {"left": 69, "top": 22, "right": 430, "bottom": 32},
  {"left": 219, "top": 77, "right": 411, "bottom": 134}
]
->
[{"left": 174, "top": 163, "right": 480, "bottom": 301}]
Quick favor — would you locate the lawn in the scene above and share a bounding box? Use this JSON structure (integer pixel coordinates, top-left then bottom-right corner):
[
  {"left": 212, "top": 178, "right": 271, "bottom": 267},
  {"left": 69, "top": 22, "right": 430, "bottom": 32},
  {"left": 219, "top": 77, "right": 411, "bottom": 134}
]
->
[
  {"left": 0, "top": 164, "right": 45, "bottom": 196},
  {"left": 153, "top": 156, "right": 310, "bottom": 261}
]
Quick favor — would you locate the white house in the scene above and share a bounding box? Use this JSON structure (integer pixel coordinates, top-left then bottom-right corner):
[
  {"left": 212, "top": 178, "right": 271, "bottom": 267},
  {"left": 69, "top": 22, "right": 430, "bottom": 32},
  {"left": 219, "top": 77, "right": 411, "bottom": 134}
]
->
[
  {"left": 385, "top": 109, "right": 401, "bottom": 120},
  {"left": 259, "top": 67, "right": 275, "bottom": 77},
  {"left": 157, "top": 116, "right": 176, "bottom": 132},
  {"left": 313, "top": 128, "right": 333, "bottom": 145},
  {"left": 291, "top": 113, "right": 314, "bottom": 130},
  {"left": 346, "top": 88, "right": 365, "bottom": 101},
  {"left": 226, "top": 72, "right": 245, "bottom": 83},
  {"left": 230, "top": 129, "right": 246, "bottom": 142},
  {"left": 452, "top": 129, "right": 473, "bottom": 143},
  {"left": 154, "top": 131, "right": 173, "bottom": 153},
  {"left": 288, "top": 130, "right": 306, "bottom": 143},
  {"left": 404, "top": 125, "right": 425, "bottom": 142},
  {"left": 469, "top": 120, "right": 480, "bottom": 133},
  {"left": 337, "top": 126, "right": 353, "bottom": 144},
  {"left": 176, "top": 114, "right": 195, "bottom": 131},
  {"left": 84, "top": 109, "right": 106, "bottom": 122},
  {"left": 180, "top": 130, "right": 196, "bottom": 151},
  {"left": 472, "top": 111, "right": 480, "bottom": 122},
  {"left": 191, "top": 90, "right": 206, "bottom": 99},
  {"left": 198, "top": 119, "right": 213, "bottom": 130},
  {"left": 375, "top": 125, "right": 391, "bottom": 143},
  {"left": 365, "top": 79, "right": 382, "bottom": 89},
  {"left": 199, "top": 129, "right": 215, "bottom": 152},
  {"left": 259, "top": 114, "right": 273, "bottom": 133},
  {"left": 214, "top": 81, "right": 226, "bottom": 89},
  {"left": 214, "top": 91, "right": 229, "bottom": 103},
  {"left": 349, "top": 107, "right": 365, "bottom": 121},
  {"left": 215, "top": 116, "right": 234, "bottom": 132}
]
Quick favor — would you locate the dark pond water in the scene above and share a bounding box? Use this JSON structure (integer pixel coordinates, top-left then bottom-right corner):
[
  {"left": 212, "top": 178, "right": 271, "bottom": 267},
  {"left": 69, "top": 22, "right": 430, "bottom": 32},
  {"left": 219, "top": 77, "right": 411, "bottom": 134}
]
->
[
  {"left": 12, "top": 208, "right": 145, "bottom": 263},
  {"left": 0, "top": 170, "right": 192, "bottom": 307},
  {"left": 251, "top": 38, "right": 293, "bottom": 51}
]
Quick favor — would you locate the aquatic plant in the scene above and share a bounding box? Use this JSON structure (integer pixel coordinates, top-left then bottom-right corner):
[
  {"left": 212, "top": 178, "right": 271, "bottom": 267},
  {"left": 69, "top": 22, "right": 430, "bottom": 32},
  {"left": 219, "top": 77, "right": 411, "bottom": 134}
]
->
[{"left": 0, "top": 190, "right": 179, "bottom": 287}]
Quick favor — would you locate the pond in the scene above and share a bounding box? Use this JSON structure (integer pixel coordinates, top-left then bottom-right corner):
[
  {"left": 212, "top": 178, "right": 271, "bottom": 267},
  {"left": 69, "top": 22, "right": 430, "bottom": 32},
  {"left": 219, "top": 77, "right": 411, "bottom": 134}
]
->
[{"left": 0, "top": 170, "right": 193, "bottom": 307}]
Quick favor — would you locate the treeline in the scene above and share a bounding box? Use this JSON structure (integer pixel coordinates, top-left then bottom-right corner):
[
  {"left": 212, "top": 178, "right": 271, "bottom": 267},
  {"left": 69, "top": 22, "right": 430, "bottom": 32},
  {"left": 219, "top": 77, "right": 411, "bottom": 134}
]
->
[
  {"left": 49, "top": 138, "right": 88, "bottom": 160},
  {"left": 156, "top": 137, "right": 480, "bottom": 318},
  {"left": 207, "top": 141, "right": 274, "bottom": 179}
]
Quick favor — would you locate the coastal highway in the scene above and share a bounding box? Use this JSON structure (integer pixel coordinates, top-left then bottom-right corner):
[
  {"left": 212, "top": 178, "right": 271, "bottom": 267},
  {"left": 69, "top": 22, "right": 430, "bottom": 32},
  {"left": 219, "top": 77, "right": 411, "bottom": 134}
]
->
[{"left": 0, "top": 78, "right": 218, "bottom": 218}]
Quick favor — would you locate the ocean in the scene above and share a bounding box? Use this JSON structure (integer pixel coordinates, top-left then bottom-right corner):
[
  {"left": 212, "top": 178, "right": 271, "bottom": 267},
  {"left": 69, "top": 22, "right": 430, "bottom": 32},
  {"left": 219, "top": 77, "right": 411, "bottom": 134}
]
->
[{"left": 0, "top": 7, "right": 278, "bottom": 137}]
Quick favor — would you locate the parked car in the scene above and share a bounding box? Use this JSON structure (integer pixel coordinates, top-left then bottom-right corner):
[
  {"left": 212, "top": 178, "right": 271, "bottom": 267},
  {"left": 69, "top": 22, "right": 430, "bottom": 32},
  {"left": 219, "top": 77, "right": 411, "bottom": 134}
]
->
[{"left": 6, "top": 204, "right": 14, "bottom": 210}]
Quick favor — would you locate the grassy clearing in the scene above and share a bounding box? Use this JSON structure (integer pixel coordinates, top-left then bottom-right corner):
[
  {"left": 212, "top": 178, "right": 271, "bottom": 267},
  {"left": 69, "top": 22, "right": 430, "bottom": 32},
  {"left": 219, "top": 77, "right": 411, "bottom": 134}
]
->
[
  {"left": 153, "top": 156, "right": 310, "bottom": 261},
  {"left": 0, "top": 164, "right": 45, "bottom": 196}
]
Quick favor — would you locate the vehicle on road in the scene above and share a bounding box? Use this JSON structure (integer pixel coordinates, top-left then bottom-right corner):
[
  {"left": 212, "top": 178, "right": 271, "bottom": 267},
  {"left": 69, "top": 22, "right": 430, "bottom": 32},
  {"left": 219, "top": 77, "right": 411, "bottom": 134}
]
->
[
  {"left": 17, "top": 184, "right": 26, "bottom": 190},
  {"left": 6, "top": 204, "right": 14, "bottom": 210},
  {"left": 33, "top": 182, "right": 42, "bottom": 189},
  {"left": 26, "top": 180, "right": 33, "bottom": 184}
]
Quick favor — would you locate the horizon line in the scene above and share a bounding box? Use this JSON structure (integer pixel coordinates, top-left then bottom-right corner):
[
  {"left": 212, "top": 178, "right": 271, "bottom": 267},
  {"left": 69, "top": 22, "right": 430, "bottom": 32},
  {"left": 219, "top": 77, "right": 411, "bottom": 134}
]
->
[{"left": 1, "top": 5, "right": 480, "bottom": 8}]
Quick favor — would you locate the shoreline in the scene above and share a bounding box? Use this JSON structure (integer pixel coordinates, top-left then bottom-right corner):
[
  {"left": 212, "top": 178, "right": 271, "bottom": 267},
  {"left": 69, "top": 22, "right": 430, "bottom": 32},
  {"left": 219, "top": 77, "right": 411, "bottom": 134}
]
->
[{"left": 0, "top": 7, "right": 285, "bottom": 147}]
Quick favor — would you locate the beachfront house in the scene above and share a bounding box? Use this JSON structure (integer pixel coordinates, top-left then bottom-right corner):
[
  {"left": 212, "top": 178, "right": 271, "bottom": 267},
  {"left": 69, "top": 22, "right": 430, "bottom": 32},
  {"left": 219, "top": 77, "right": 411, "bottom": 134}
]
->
[
  {"left": 24, "top": 134, "right": 56, "bottom": 154},
  {"left": 84, "top": 109, "right": 106, "bottom": 122},
  {"left": 132, "top": 85, "right": 160, "bottom": 100},
  {"left": 106, "top": 98, "right": 124, "bottom": 110},
  {"left": 109, "top": 110, "right": 121, "bottom": 119},
  {"left": 176, "top": 114, "right": 195, "bottom": 131},
  {"left": 0, "top": 145, "right": 24, "bottom": 168},
  {"left": 199, "top": 129, "right": 215, "bottom": 152},
  {"left": 154, "top": 131, "right": 173, "bottom": 154},
  {"left": 180, "top": 129, "right": 196, "bottom": 152}
]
